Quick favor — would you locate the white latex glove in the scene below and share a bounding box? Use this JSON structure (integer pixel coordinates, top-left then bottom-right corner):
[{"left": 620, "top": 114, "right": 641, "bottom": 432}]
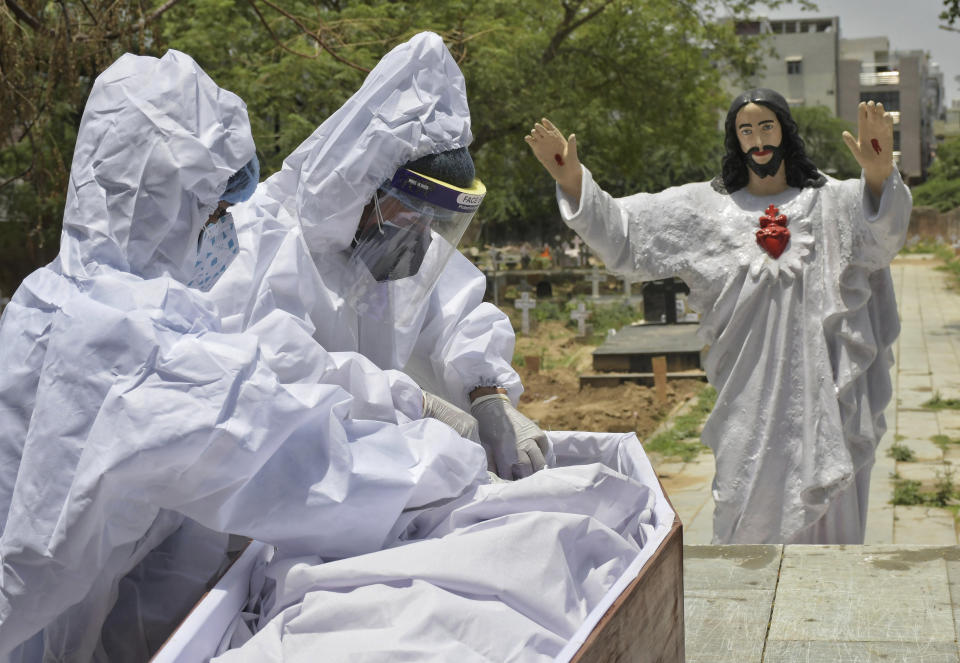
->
[
  {"left": 422, "top": 391, "right": 481, "bottom": 443},
  {"left": 470, "top": 394, "right": 550, "bottom": 480}
]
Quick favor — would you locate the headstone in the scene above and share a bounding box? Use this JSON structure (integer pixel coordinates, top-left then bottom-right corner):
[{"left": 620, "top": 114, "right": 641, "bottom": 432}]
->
[
  {"left": 642, "top": 278, "right": 690, "bottom": 324},
  {"left": 515, "top": 291, "right": 537, "bottom": 335},
  {"left": 586, "top": 265, "right": 603, "bottom": 299},
  {"left": 571, "top": 301, "right": 590, "bottom": 337}
]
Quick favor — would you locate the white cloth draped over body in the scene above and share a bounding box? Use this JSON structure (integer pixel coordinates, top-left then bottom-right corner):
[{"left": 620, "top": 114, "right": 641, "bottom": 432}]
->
[
  {"left": 558, "top": 166, "right": 911, "bottom": 544},
  {"left": 0, "top": 35, "right": 672, "bottom": 662}
]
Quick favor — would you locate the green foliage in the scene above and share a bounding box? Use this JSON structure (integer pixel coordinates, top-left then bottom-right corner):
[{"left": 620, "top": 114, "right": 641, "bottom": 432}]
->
[
  {"left": 899, "top": 237, "right": 950, "bottom": 255},
  {"left": 922, "top": 391, "right": 960, "bottom": 410},
  {"left": 644, "top": 384, "right": 715, "bottom": 461},
  {"left": 912, "top": 134, "right": 960, "bottom": 212},
  {"left": 942, "top": 0, "right": 960, "bottom": 27},
  {"left": 583, "top": 300, "right": 641, "bottom": 338},
  {"left": 790, "top": 105, "right": 861, "bottom": 179},
  {"left": 891, "top": 477, "right": 924, "bottom": 506},
  {"left": 891, "top": 470, "right": 958, "bottom": 507},
  {"left": 531, "top": 299, "right": 563, "bottom": 322},
  {"left": 2, "top": 0, "right": 806, "bottom": 294},
  {"left": 886, "top": 442, "right": 916, "bottom": 462}
]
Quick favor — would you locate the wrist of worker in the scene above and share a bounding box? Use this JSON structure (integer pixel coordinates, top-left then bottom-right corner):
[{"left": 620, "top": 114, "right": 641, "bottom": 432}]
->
[{"left": 469, "top": 385, "right": 508, "bottom": 402}]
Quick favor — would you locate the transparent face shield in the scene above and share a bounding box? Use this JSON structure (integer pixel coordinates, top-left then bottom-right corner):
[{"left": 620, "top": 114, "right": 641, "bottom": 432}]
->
[{"left": 346, "top": 167, "right": 486, "bottom": 327}]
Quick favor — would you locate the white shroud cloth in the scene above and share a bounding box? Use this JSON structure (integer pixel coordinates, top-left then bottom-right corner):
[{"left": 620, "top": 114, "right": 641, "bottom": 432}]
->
[
  {"left": 558, "top": 167, "right": 911, "bottom": 544},
  {"left": 207, "top": 431, "right": 672, "bottom": 662}
]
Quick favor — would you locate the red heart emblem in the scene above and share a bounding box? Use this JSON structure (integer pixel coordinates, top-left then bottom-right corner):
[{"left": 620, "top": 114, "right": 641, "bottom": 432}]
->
[
  {"left": 756, "top": 225, "right": 790, "bottom": 259},
  {"left": 756, "top": 204, "right": 790, "bottom": 258}
]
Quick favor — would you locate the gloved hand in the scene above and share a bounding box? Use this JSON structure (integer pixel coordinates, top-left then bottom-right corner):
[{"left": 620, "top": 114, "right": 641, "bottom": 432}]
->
[
  {"left": 422, "top": 391, "right": 481, "bottom": 443},
  {"left": 470, "top": 393, "right": 549, "bottom": 480}
]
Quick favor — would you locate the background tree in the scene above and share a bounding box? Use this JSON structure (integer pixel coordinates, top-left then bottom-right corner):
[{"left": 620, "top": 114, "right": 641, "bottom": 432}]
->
[
  {"left": 2, "top": 0, "right": 797, "bottom": 295},
  {"left": 911, "top": 134, "right": 960, "bottom": 211},
  {"left": 790, "top": 105, "right": 861, "bottom": 179},
  {"left": 941, "top": 0, "right": 960, "bottom": 30},
  {"left": 1, "top": 0, "right": 180, "bottom": 295}
]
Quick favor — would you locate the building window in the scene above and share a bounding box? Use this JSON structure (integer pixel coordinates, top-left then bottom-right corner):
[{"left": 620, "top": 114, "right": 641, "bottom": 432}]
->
[
  {"left": 787, "top": 59, "right": 803, "bottom": 75},
  {"left": 860, "top": 90, "right": 900, "bottom": 112}
]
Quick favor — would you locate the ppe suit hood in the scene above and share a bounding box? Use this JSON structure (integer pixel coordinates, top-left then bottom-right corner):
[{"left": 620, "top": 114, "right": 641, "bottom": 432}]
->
[
  {"left": 261, "top": 31, "right": 472, "bottom": 255},
  {"left": 59, "top": 49, "right": 256, "bottom": 283}
]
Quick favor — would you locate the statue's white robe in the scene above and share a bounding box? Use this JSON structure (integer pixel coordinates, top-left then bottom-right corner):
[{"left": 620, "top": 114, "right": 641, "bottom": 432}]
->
[{"left": 559, "top": 167, "right": 911, "bottom": 543}]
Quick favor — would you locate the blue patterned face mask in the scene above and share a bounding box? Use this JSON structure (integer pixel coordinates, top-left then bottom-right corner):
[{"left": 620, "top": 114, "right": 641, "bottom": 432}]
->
[{"left": 187, "top": 212, "right": 239, "bottom": 292}]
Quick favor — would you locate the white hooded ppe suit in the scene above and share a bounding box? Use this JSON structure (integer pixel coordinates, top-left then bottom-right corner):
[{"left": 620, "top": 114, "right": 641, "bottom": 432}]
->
[{"left": 0, "top": 49, "right": 488, "bottom": 660}]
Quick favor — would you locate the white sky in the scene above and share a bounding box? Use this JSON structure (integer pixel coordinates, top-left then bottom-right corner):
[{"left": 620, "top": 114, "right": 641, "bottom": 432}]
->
[{"left": 758, "top": 0, "right": 960, "bottom": 106}]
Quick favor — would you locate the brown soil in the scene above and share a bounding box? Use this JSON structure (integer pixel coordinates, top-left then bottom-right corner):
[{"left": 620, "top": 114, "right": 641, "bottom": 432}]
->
[{"left": 511, "top": 319, "right": 704, "bottom": 441}]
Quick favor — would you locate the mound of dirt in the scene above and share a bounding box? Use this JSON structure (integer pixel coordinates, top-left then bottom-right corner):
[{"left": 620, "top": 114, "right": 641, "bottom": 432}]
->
[{"left": 517, "top": 368, "right": 703, "bottom": 440}]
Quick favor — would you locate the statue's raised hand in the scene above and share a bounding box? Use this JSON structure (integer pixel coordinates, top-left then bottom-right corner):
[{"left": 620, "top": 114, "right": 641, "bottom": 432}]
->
[
  {"left": 842, "top": 101, "right": 895, "bottom": 197},
  {"left": 524, "top": 118, "right": 582, "bottom": 203}
]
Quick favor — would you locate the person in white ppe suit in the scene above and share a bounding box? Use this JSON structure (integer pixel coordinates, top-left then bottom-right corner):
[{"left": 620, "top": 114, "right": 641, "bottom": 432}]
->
[
  {"left": 0, "top": 49, "right": 492, "bottom": 661},
  {"left": 210, "top": 31, "right": 551, "bottom": 481}
]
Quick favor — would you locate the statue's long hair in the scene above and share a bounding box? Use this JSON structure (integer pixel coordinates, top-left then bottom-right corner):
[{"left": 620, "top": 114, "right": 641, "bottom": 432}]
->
[{"left": 715, "top": 89, "right": 826, "bottom": 194}]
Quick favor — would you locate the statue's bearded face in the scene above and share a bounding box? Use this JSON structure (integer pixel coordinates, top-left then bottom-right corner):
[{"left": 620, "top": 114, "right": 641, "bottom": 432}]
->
[{"left": 735, "top": 103, "right": 784, "bottom": 178}]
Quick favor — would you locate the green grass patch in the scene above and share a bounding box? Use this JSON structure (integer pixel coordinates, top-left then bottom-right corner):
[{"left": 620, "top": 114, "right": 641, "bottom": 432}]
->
[
  {"left": 891, "top": 477, "right": 925, "bottom": 505},
  {"left": 890, "top": 469, "right": 959, "bottom": 507},
  {"left": 644, "top": 385, "right": 716, "bottom": 462},
  {"left": 922, "top": 391, "right": 960, "bottom": 410},
  {"left": 886, "top": 442, "right": 916, "bottom": 462},
  {"left": 900, "top": 237, "right": 951, "bottom": 255},
  {"left": 645, "top": 429, "right": 703, "bottom": 463},
  {"left": 931, "top": 434, "right": 960, "bottom": 451}
]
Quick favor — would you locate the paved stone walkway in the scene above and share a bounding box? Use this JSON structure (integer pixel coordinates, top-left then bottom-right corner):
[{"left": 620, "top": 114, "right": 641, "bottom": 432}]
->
[
  {"left": 684, "top": 544, "right": 960, "bottom": 663},
  {"left": 660, "top": 255, "right": 960, "bottom": 661},
  {"left": 653, "top": 254, "right": 960, "bottom": 545}
]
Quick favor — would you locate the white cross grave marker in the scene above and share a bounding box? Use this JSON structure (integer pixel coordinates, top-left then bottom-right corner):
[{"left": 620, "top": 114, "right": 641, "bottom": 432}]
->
[
  {"left": 570, "top": 301, "right": 590, "bottom": 337},
  {"left": 585, "top": 265, "right": 603, "bottom": 299},
  {"left": 515, "top": 291, "right": 537, "bottom": 335}
]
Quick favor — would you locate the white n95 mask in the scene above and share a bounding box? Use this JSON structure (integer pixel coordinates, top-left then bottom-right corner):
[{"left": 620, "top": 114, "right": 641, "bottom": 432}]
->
[{"left": 187, "top": 213, "right": 239, "bottom": 292}]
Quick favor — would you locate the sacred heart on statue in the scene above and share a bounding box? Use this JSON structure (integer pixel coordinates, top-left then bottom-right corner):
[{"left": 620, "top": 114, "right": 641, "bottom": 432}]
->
[{"left": 755, "top": 204, "right": 790, "bottom": 259}]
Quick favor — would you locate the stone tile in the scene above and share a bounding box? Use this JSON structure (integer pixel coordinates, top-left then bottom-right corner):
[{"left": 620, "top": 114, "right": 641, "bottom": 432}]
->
[
  {"left": 938, "top": 410, "right": 960, "bottom": 435},
  {"left": 683, "top": 498, "right": 714, "bottom": 545},
  {"left": 683, "top": 545, "right": 781, "bottom": 592},
  {"left": 666, "top": 489, "right": 711, "bottom": 528},
  {"left": 763, "top": 641, "right": 959, "bottom": 663},
  {"left": 684, "top": 591, "right": 774, "bottom": 663},
  {"left": 863, "top": 502, "right": 894, "bottom": 544},
  {"left": 940, "top": 551, "right": 960, "bottom": 652},
  {"left": 768, "top": 546, "right": 956, "bottom": 643},
  {"left": 944, "top": 447, "right": 960, "bottom": 463},
  {"left": 896, "top": 410, "right": 941, "bottom": 438},
  {"left": 894, "top": 506, "right": 957, "bottom": 545},
  {"left": 677, "top": 455, "right": 716, "bottom": 483},
  {"left": 894, "top": 462, "right": 953, "bottom": 485},
  {"left": 650, "top": 460, "right": 685, "bottom": 478}
]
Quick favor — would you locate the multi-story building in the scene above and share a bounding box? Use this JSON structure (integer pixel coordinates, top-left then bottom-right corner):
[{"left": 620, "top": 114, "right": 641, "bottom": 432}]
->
[
  {"left": 732, "top": 19, "right": 943, "bottom": 184},
  {"left": 734, "top": 16, "right": 841, "bottom": 111}
]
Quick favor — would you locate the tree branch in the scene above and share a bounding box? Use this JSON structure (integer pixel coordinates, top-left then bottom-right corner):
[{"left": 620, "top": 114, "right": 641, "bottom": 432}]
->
[
  {"left": 245, "top": 0, "right": 319, "bottom": 60},
  {"left": 255, "top": 0, "right": 371, "bottom": 73},
  {"left": 4, "top": 0, "right": 46, "bottom": 32},
  {"left": 542, "top": 0, "right": 616, "bottom": 65}
]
